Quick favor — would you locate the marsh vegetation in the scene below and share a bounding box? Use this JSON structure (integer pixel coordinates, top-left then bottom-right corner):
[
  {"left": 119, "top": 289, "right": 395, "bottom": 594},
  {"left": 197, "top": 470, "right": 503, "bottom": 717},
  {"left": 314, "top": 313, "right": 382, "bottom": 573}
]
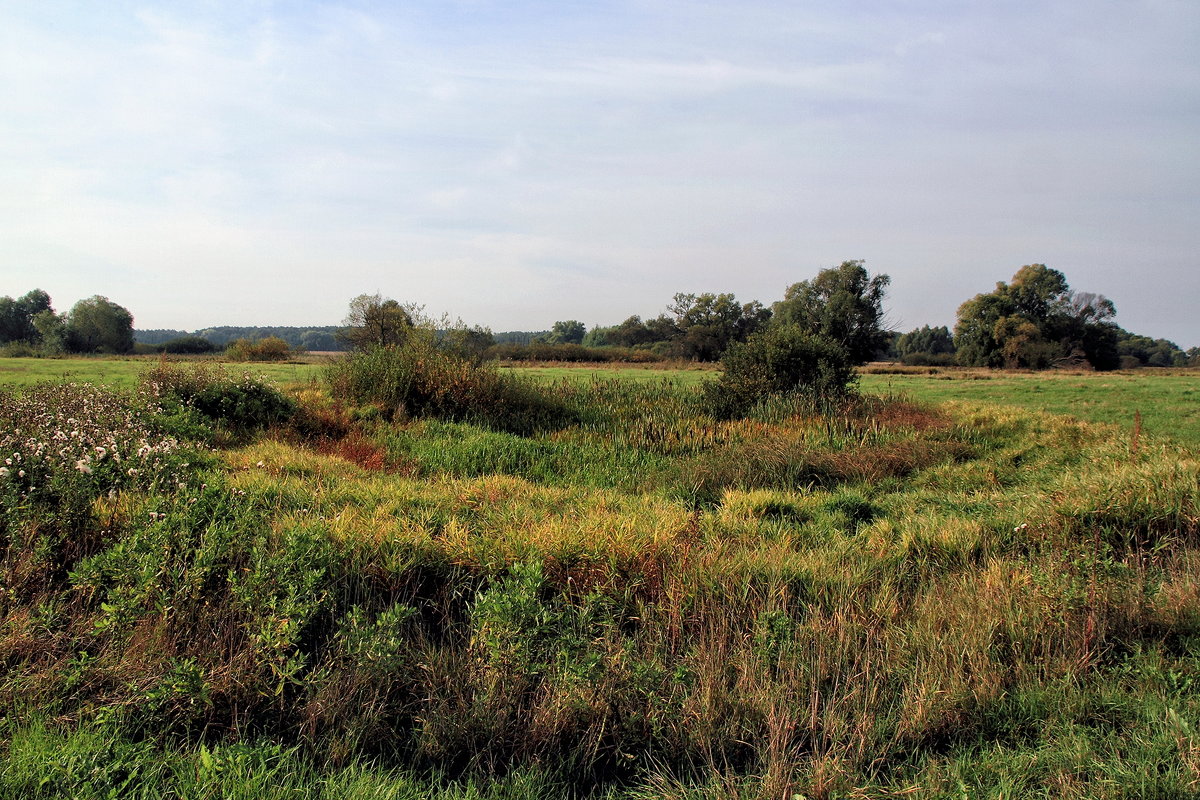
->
[{"left": 0, "top": 349, "right": 1198, "bottom": 798}]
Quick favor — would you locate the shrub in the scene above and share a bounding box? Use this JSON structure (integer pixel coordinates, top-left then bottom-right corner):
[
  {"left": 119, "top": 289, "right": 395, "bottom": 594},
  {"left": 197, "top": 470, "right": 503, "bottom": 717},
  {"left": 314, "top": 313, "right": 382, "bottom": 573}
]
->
[
  {"left": 705, "top": 326, "right": 857, "bottom": 419},
  {"left": 0, "top": 341, "right": 40, "bottom": 358},
  {"left": 326, "top": 340, "right": 572, "bottom": 435},
  {"left": 487, "top": 342, "right": 661, "bottom": 363},
  {"left": 140, "top": 361, "right": 296, "bottom": 437},
  {"left": 226, "top": 337, "right": 291, "bottom": 362},
  {"left": 157, "top": 336, "right": 217, "bottom": 355}
]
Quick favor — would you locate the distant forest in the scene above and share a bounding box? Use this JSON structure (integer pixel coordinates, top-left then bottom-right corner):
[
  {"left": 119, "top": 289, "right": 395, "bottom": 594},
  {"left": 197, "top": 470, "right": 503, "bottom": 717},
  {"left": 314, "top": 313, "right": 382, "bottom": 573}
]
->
[
  {"left": 134, "top": 326, "right": 547, "bottom": 351},
  {"left": 5, "top": 260, "right": 1196, "bottom": 368}
]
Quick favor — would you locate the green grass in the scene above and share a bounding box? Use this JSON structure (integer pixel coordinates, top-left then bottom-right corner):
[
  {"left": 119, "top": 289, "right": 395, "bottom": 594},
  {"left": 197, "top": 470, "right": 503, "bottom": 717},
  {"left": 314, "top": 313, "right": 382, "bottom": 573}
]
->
[
  {"left": 861, "top": 367, "right": 1200, "bottom": 450},
  {"left": 0, "top": 355, "right": 325, "bottom": 389},
  {"left": 6, "top": 357, "right": 1195, "bottom": 450},
  {"left": 507, "top": 362, "right": 716, "bottom": 387},
  {"left": 3, "top": 361, "right": 1199, "bottom": 798}
]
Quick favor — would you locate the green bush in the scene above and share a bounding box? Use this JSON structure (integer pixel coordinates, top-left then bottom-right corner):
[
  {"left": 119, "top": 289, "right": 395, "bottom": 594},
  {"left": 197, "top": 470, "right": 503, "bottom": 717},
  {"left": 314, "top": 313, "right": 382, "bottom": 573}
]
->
[
  {"left": 140, "top": 361, "right": 296, "bottom": 437},
  {"left": 156, "top": 335, "right": 217, "bottom": 355},
  {"left": 705, "top": 325, "right": 857, "bottom": 418},
  {"left": 326, "top": 340, "right": 572, "bottom": 435},
  {"left": 226, "top": 336, "right": 292, "bottom": 362}
]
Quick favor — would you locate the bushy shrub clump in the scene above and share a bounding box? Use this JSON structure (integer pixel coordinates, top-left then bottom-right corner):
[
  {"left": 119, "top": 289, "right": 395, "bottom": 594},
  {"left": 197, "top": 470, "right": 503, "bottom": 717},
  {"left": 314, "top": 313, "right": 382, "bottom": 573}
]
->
[
  {"left": 140, "top": 361, "right": 296, "bottom": 438},
  {"left": 154, "top": 335, "right": 217, "bottom": 355},
  {"left": 488, "top": 342, "right": 660, "bottom": 363},
  {"left": 225, "top": 336, "right": 292, "bottom": 362},
  {"left": 327, "top": 340, "right": 571, "bottom": 435},
  {"left": 705, "top": 325, "right": 857, "bottom": 418}
]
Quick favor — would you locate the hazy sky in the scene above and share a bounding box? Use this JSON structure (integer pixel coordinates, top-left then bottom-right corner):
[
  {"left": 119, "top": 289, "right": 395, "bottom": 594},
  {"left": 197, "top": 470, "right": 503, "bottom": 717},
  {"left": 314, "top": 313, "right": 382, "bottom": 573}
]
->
[{"left": 3, "top": 1, "right": 1198, "bottom": 345}]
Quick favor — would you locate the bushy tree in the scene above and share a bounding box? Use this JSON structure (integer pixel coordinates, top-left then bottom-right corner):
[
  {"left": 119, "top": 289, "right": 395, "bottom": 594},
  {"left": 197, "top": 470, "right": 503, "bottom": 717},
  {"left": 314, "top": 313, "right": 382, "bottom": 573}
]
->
[
  {"left": 0, "top": 289, "right": 53, "bottom": 344},
  {"left": 543, "top": 320, "right": 586, "bottom": 346},
  {"left": 226, "top": 337, "right": 291, "bottom": 362},
  {"left": 895, "top": 325, "right": 956, "bottom": 363},
  {"left": 954, "top": 265, "right": 1119, "bottom": 370},
  {"left": 667, "top": 292, "right": 771, "bottom": 361},
  {"left": 32, "top": 310, "right": 69, "bottom": 354},
  {"left": 157, "top": 335, "right": 217, "bottom": 355},
  {"left": 339, "top": 293, "right": 415, "bottom": 350},
  {"left": 597, "top": 315, "right": 655, "bottom": 348},
  {"left": 705, "top": 326, "right": 856, "bottom": 418},
  {"left": 771, "top": 261, "right": 890, "bottom": 364},
  {"left": 443, "top": 324, "right": 495, "bottom": 364},
  {"left": 1116, "top": 331, "right": 1188, "bottom": 368},
  {"left": 65, "top": 295, "right": 135, "bottom": 354}
]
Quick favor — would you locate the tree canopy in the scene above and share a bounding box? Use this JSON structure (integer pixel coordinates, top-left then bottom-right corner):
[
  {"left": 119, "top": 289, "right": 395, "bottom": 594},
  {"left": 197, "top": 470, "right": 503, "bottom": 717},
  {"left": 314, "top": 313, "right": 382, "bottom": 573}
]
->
[
  {"left": 0, "top": 289, "right": 52, "bottom": 344},
  {"left": 339, "top": 294, "right": 415, "bottom": 350},
  {"left": 771, "top": 261, "right": 890, "bottom": 365},
  {"left": 65, "top": 295, "right": 135, "bottom": 354},
  {"left": 954, "top": 265, "right": 1119, "bottom": 370}
]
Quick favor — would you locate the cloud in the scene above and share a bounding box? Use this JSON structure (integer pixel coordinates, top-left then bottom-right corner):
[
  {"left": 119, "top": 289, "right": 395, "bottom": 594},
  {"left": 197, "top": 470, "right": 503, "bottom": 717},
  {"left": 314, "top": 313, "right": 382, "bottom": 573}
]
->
[{"left": 0, "top": 2, "right": 1197, "bottom": 345}]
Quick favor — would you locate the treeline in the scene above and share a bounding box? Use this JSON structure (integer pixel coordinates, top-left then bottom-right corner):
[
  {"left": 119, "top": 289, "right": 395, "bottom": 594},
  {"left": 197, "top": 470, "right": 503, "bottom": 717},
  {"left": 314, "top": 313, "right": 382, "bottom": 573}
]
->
[
  {"left": 886, "top": 265, "right": 1199, "bottom": 369},
  {"left": 0, "top": 291, "right": 134, "bottom": 356},
  {"left": 136, "top": 326, "right": 345, "bottom": 351},
  {"left": 133, "top": 327, "right": 553, "bottom": 353},
  {"left": 6, "top": 261, "right": 1199, "bottom": 369}
]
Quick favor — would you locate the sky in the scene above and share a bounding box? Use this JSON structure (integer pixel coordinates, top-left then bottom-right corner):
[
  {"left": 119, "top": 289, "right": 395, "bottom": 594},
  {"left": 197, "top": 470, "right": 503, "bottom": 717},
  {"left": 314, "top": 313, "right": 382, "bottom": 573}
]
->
[{"left": 2, "top": 1, "right": 1198, "bottom": 346}]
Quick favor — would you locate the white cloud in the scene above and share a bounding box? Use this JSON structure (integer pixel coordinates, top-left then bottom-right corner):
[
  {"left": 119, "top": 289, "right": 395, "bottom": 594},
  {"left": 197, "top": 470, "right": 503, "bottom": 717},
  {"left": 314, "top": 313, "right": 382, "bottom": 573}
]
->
[{"left": 0, "top": 2, "right": 1197, "bottom": 344}]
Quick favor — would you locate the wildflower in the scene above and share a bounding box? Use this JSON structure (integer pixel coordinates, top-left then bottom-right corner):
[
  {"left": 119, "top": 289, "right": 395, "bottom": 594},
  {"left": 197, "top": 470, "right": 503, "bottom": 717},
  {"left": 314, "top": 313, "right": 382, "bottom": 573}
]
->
[
  {"left": 0, "top": 467, "right": 8, "bottom": 478},
  {"left": 75, "top": 459, "right": 92, "bottom": 474}
]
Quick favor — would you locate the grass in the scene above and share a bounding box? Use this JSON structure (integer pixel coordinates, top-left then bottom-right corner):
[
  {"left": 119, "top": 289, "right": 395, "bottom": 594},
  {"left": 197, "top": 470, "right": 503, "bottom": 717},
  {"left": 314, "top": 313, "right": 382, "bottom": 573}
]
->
[
  {"left": 861, "top": 366, "right": 1200, "bottom": 449},
  {"left": 1, "top": 357, "right": 1198, "bottom": 797},
  {"left": 507, "top": 361, "right": 716, "bottom": 387},
  {"left": 0, "top": 355, "right": 324, "bottom": 390}
]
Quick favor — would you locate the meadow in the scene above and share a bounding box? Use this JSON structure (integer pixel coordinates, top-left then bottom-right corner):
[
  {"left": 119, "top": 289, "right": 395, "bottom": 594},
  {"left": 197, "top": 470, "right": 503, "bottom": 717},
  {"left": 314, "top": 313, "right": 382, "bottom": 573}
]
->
[
  {"left": 0, "top": 356, "right": 1198, "bottom": 798},
  {"left": 3, "top": 357, "right": 1195, "bottom": 448}
]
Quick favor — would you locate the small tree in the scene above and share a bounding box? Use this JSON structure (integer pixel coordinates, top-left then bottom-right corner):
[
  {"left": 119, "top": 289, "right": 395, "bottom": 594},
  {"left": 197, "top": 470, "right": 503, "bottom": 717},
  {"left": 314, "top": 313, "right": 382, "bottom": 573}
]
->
[
  {"left": 0, "top": 289, "right": 53, "bottom": 345},
  {"left": 543, "top": 320, "right": 587, "bottom": 345},
  {"left": 771, "top": 261, "right": 890, "bottom": 364},
  {"left": 705, "top": 326, "right": 856, "bottom": 418},
  {"left": 339, "top": 293, "right": 415, "bottom": 350},
  {"left": 65, "top": 295, "right": 135, "bottom": 354}
]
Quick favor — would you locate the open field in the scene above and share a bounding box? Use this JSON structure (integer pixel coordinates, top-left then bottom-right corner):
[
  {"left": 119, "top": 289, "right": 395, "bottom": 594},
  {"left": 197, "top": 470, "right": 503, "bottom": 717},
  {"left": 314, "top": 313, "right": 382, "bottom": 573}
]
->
[
  {"left": 2, "top": 355, "right": 1198, "bottom": 798},
  {"left": 860, "top": 367, "right": 1200, "bottom": 450},
  {"left": 6, "top": 357, "right": 1194, "bottom": 448},
  {"left": 0, "top": 355, "right": 326, "bottom": 390}
]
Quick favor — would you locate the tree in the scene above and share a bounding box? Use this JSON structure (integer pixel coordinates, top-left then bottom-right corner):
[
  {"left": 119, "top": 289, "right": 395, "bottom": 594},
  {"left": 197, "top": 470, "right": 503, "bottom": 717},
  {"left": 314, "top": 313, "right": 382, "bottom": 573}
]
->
[
  {"left": 668, "top": 293, "right": 771, "bottom": 361},
  {"left": 894, "top": 325, "right": 956, "bottom": 365},
  {"left": 1116, "top": 331, "right": 1188, "bottom": 368},
  {"left": 895, "top": 325, "right": 955, "bottom": 358},
  {"left": 444, "top": 324, "right": 495, "bottom": 363},
  {"left": 602, "top": 316, "right": 655, "bottom": 348},
  {"left": 771, "top": 261, "right": 890, "bottom": 365},
  {"left": 339, "top": 294, "right": 414, "bottom": 350},
  {"left": 65, "top": 295, "right": 135, "bottom": 354},
  {"left": 32, "top": 310, "right": 68, "bottom": 354},
  {"left": 954, "top": 265, "right": 1119, "bottom": 370},
  {"left": 544, "top": 320, "right": 586, "bottom": 346},
  {"left": 0, "top": 289, "right": 53, "bottom": 344}
]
